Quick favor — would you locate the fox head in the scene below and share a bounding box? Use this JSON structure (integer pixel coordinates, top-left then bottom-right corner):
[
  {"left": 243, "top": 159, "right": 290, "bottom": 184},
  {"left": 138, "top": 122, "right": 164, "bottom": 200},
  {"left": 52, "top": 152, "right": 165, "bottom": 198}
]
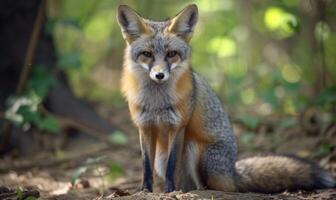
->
[{"left": 117, "top": 4, "right": 198, "bottom": 83}]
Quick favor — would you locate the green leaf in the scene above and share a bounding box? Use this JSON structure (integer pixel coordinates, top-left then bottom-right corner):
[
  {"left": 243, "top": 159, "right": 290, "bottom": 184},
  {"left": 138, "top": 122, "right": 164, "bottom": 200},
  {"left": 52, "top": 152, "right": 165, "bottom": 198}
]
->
[
  {"left": 287, "top": 17, "right": 300, "bottom": 32},
  {"left": 71, "top": 166, "right": 88, "bottom": 185},
  {"left": 16, "top": 186, "right": 23, "bottom": 200},
  {"left": 317, "top": 143, "right": 333, "bottom": 156},
  {"left": 40, "top": 116, "right": 60, "bottom": 134},
  {"left": 107, "top": 163, "right": 124, "bottom": 181},
  {"left": 28, "top": 66, "right": 56, "bottom": 98},
  {"left": 315, "top": 85, "right": 336, "bottom": 106},
  {"left": 17, "top": 106, "right": 42, "bottom": 126},
  {"left": 109, "top": 131, "right": 128, "bottom": 145}
]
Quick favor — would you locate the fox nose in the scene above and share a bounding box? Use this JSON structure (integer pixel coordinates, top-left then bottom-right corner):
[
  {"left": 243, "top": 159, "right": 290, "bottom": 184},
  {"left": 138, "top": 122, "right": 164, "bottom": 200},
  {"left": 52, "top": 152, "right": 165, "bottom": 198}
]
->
[{"left": 155, "top": 73, "right": 165, "bottom": 80}]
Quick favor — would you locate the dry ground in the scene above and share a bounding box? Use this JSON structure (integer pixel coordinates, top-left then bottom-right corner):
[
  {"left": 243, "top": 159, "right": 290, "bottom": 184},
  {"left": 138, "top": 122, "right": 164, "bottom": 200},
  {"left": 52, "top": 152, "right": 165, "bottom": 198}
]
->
[{"left": 0, "top": 109, "right": 335, "bottom": 199}]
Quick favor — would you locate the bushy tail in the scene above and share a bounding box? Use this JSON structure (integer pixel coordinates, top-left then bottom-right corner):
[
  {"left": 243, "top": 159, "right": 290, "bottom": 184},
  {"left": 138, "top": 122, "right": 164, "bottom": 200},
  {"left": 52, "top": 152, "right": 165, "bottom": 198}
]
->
[{"left": 235, "top": 154, "right": 335, "bottom": 193}]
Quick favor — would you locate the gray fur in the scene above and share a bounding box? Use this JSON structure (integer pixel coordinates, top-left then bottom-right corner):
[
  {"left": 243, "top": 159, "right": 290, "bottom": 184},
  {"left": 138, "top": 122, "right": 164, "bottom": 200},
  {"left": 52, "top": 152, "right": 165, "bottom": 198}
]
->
[
  {"left": 127, "top": 55, "right": 193, "bottom": 128},
  {"left": 188, "top": 73, "right": 237, "bottom": 190},
  {"left": 125, "top": 19, "right": 193, "bottom": 128},
  {"left": 235, "top": 154, "right": 335, "bottom": 193},
  {"left": 117, "top": 5, "right": 146, "bottom": 40},
  {"left": 120, "top": 4, "right": 238, "bottom": 191},
  {"left": 133, "top": 79, "right": 185, "bottom": 127},
  {"left": 130, "top": 25, "right": 190, "bottom": 62},
  {"left": 143, "top": 71, "right": 237, "bottom": 192}
]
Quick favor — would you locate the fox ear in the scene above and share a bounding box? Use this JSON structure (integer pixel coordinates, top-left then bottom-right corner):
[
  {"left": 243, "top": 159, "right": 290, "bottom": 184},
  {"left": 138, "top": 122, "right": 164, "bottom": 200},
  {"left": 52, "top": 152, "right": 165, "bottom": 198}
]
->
[
  {"left": 117, "top": 5, "right": 151, "bottom": 43},
  {"left": 168, "top": 4, "right": 198, "bottom": 42}
]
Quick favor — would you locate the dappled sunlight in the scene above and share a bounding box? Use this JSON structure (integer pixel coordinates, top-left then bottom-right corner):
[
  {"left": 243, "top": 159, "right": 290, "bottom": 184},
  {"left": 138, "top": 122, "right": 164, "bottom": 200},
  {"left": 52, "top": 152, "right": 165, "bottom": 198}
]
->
[
  {"left": 47, "top": 0, "right": 336, "bottom": 121},
  {"left": 241, "top": 88, "right": 255, "bottom": 105},
  {"left": 281, "top": 64, "right": 302, "bottom": 83},
  {"left": 84, "top": 11, "right": 115, "bottom": 43},
  {"left": 207, "top": 36, "right": 237, "bottom": 58},
  {"left": 264, "top": 7, "right": 297, "bottom": 38},
  {"left": 195, "top": 0, "right": 233, "bottom": 12}
]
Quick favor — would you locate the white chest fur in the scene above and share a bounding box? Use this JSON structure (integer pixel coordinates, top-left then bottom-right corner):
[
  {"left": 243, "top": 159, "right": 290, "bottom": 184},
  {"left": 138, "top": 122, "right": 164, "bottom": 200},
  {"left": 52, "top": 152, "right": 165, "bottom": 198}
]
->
[{"left": 131, "top": 81, "right": 182, "bottom": 127}]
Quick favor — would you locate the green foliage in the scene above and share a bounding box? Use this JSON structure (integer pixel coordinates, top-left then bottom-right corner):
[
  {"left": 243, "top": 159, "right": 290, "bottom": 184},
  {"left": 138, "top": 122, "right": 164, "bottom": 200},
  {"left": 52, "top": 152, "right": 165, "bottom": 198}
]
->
[
  {"left": 28, "top": 66, "right": 56, "bottom": 98},
  {"left": 264, "top": 7, "right": 299, "bottom": 38},
  {"left": 57, "top": 51, "right": 81, "bottom": 70},
  {"left": 39, "top": 116, "right": 60, "bottom": 134},
  {"left": 71, "top": 166, "right": 88, "bottom": 185},
  {"left": 5, "top": 92, "right": 60, "bottom": 134},
  {"left": 25, "top": 197, "right": 38, "bottom": 200},
  {"left": 315, "top": 21, "right": 330, "bottom": 42},
  {"left": 240, "top": 131, "right": 255, "bottom": 144},
  {"left": 6, "top": 93, "right": 40, "bottom": 125},
  {"left": 315, "top": 85, "right": 336, "bottom": 109},
  {"left": 46, "top": 0, "right": 335, "bottom": 126},
  {"left": 238, "top": 115, "right": 260, "bottom": 130},
  {"left": 279, "top": 117, "right": 296, "bottom": 129},
  {"left": 15, "top": 186, "right": 38, "bottom": 200},
  {"left": 16, "top": 186, "right": 23, "bottom": 200},
  {"left": 316, "top": 143, "right": 333, "bottom": 157},
  {"left": 107, "top": 163, "right": 124, "bottom": 181},
  {"left": 109, "top": 131, "right": 128, "bottom": 145},
  {"left": 5, "top": 66, "right": 60, "bottom": 134},
  {"left": 45, "top": 18, "right": 56, "bottom": 36},
  {"left": 207, "top": 36, "right": 237, "bottom": 58}
]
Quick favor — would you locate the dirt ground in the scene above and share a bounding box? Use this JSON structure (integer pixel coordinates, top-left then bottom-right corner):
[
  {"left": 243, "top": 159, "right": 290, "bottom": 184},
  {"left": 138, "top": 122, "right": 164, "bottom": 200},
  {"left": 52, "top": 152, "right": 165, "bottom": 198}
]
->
[{"left": 0, "top": 108, "right": 335, "bottom": 199}]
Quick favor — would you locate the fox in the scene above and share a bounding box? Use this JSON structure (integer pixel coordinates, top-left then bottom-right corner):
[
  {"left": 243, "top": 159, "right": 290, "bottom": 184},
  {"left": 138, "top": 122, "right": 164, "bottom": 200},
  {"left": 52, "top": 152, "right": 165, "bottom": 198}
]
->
[{"left": 116, "top": 4, "right": 335, "bottom": 193}]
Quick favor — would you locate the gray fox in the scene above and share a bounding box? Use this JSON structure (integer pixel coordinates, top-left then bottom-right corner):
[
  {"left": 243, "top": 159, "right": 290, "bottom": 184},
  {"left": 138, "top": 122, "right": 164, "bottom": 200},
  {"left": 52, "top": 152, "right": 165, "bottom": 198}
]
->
[{"left": 116, "top": 4, "right": 335, "bottom": 193}]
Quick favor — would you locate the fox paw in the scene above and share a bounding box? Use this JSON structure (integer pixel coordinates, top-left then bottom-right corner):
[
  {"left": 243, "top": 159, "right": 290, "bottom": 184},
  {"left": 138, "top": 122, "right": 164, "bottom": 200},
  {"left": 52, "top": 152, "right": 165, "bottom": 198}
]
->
[{"left": 164, "top": 184, "right": 175, "bottom": 193}]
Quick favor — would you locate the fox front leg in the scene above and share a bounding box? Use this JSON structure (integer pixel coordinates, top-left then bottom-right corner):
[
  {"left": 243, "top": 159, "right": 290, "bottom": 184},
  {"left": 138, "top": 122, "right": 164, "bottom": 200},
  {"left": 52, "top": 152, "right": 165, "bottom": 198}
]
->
[
  {"left": 139, "top": 128, "right": 157, "bottom": 192},
  {"left": 165, "top": 127, "right": 185, "bottom": 192}
]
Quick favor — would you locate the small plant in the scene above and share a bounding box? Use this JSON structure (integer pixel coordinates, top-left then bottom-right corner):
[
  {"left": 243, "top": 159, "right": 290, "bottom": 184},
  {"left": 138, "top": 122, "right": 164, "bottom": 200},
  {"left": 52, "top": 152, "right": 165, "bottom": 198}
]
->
[
  {"left": 5, "top": 66, "right": 60, "bottom": 134},
  {"left": 5, "top": 92, "right": 59, "bottom": 134}
]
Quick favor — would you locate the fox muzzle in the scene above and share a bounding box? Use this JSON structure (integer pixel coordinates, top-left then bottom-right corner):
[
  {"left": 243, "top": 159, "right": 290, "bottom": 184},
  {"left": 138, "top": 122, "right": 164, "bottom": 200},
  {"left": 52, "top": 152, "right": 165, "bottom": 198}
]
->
[{"left": 149, "top": 65, "right": 169, "bottom": 83}]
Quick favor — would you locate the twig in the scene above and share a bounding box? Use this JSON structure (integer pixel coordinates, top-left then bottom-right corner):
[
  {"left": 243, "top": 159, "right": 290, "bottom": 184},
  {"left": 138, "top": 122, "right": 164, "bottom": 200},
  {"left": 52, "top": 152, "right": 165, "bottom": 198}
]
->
[
  {"left": 16, "top": 0, "right": 46, "bottom": 94},
  {"left": 0, "top": 145, "right": 113, "bottom": 172}
]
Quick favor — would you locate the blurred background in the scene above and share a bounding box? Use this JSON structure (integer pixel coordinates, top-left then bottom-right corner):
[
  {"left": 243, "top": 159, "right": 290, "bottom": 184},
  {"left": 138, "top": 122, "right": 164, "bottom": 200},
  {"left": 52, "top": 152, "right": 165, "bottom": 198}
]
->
[{"left": 0, "top": 0, "right": 335, "bottom": 198}]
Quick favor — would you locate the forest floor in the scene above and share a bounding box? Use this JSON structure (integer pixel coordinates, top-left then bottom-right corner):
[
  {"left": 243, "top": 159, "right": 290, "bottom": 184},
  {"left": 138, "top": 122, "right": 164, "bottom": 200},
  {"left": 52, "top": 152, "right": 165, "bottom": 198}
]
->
[{"left": 0, "top": 108, "right": 335, "bottom": 200}]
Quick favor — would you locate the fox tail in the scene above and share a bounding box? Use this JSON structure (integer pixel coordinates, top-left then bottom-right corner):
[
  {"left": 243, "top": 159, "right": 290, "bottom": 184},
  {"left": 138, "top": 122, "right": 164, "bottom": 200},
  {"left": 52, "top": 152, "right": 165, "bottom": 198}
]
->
[{"left": 235, "top": 154, "right": 335, "bottom": 193}]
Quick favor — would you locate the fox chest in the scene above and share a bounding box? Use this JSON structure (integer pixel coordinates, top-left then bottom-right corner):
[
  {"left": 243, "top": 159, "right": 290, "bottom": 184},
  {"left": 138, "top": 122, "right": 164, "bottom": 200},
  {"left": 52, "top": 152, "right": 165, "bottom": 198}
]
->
[
  {"left": 129, "top": 89, "right": 184, "bottom": 127},
  {"left": 131, "top": 101, "right": 182, "bottom": 128}
]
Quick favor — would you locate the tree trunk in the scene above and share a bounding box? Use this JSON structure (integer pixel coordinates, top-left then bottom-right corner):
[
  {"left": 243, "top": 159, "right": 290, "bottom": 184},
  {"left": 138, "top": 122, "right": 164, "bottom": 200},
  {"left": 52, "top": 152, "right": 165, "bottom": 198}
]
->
[{"left": 0, "top": 0, "right": 114, "bottom": 155}]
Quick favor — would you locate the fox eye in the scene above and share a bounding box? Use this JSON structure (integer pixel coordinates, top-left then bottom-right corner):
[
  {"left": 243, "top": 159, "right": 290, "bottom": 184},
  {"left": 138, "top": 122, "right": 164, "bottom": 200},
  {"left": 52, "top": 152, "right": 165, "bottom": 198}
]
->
[
  {"left": 167, "top": 51, "right": 178, "bottom": 58},
  {"left": 141, "top": 51, "right": 152, "bottom": 58}
]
